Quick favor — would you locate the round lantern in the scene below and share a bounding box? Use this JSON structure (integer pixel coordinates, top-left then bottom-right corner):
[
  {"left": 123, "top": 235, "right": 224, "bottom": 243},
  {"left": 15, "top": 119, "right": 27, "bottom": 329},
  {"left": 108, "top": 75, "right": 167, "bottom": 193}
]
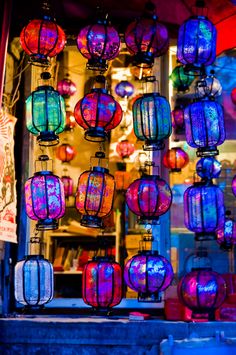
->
[
  {"left": 172, "top": 105, "right": 185, "bottom": 134},
  {"left": 26, "top": 74, "right": 66, "bottom": 146},
  {"left": 163, "top": 147, "right": 189, "bottom": 172},
  {"left": 132, "top": 92, "right": 171, "bottom": 151},
  {"left": 77, "top": 17, "right": 120, "bottom": 71},
  {"left": 231, "top": 88, "right": 236, "bottom": 105},
  {"left": 75, "top": 152, "right": 115, "bottom": 228},
  {"left": 61, "top": 175, "right": 74, "bottom": 199},
  {"left": 126, "top": 175, "right": 172, "bottom": 224},
  {"left": 196, "top": 157, "right": 221, "bottom": 180},
  {"left": 74, "top": 76, "right": 123, "bottom": 142},
  {"left": 83, "top": 256, "right": 122, "bottom": 311},
  {"left": 178, "top": 268, "right": 226, "bottom": 320},
  {"left": 184, "top": 181, "right": 225, "bottom": 241},
  {"left": 196, "top": 72, "right": 222, "bottom": 99},
  {"left": 20, "top": 16, "right": 66, "bottom": 65},
  {"left": 184, "top": 100, "right": 225, "bottom": 157},
  {"left": 124, "top": 2, "right": 169, "bottom": 68},
  {"left": 25, "top": 155, "right": 65, "bottom": 230},
  {"left": 169, "top": 65, "right": 195, "bottom": 92},
  {"left": 116, "top": 140, "right": 135, "bottom": 159},
  {"left": 57, "top": 77, "right": 77, "bottom": 98},
  {"left": 124, "top": 250, "right": 173, "bottom": 302},
  {"left": 56, "top": 143, "right": 77, "bottom": 163},
  {"left": 115, "top": 80, "right": 134, "bottom": 98},
  {"left": 217, "top": 211, "right": 236, "bottom": 250}
]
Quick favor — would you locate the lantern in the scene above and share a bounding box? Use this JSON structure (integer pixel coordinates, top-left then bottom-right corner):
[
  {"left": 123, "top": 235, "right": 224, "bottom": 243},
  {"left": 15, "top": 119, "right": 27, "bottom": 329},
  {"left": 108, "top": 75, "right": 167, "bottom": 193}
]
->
[
  {"left": 115, "top": 81, "right": 134, "bottom": 98},
  {"left": 231, "top": 88, "right": 236, "bottom": 105},
  {"left": 124, "top": 250, "right": 173, "bottom": 302},
  {"left": 75, "top": 152, "right": 115, "bottom": 228},
  {"left": 196, "top": 71, "right": 222, "bottom": 99},
  {"left": 116, "top": 140, "right": 135, "bottom": 159},
  {"left": 25, "top": 155, "right": 65, "bottom": 230},
  {"left": 132, "top": 91, "right": 172, "bottom": 151},
  {"left": 83, "top": 256, "right": 122, "bottom": 311},
  {"left": 217, "top": 211, "right": 236, "bottom": 250},
  {"left": 232, "top": 175, "right": 236, "bottom": 197},
  {"left": 56, "top": 143, "right": 77, "bottom": 163},
  {"left": 169, "top": 65, "right": 195, "bottom": 92},
  {"left": 124, "top": 1, "right": 169, "bottom": 68},
  {"left": 163, "top": 147, "right": 189, "bottom": 172},
  {"left": 26, "top": 72, "right": 66, "bottom": 146},
  {"left": 65, "top": 109, "right": 76, "bottom": 131},
  {"left": 196, "top": 157, "right": 221, "bottom": 180},
  {"left": 172, "top": 106, "right": 185, "bottom": 134},
  {"left": 14, "top": 237, "right": 54, "bottom": 307},
  {"left": 126, "top": 174, "right": 172, "bottom": 224},
  {"left": 178, "top": 268, "right": 226, "bottom": 320},
  {"left": 177, "top": 2, "right": 217, "bottom": 72},
  {"left": 61, "top": 173, "right": 74, "bottom": 199},
  {"left": 57, "top": 76, "right": 77, "bottom": 98},
  {"left": 184, "top": 100, "right": 225, "bottom": 157},
  {"left": 77, "top": 15, "right": 120, "bottom": 71},
  {"left": 184, "top": 181, "right": 225, "bottom": 241},
  {"left": 74, "top": 76, "right": 123, "bottom": 142}
]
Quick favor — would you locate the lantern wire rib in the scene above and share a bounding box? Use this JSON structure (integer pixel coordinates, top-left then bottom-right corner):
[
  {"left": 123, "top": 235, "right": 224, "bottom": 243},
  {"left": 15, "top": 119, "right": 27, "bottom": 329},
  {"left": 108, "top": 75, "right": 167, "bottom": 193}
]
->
[
  {"left": 45, "top": 89, "right": 49, "bottom": 133},
  {"left": 97, "top": 172, "right": 105, "bottom": 217},
  {"left": 36, "top": 258, "right": 41, "bottom": 306},
  {"left": 203, "top": 105, "right": 208, "bottom": 148},
  {"left": 196, "top": 271, "right": 201, "bottom": 311},
  {"left": 145, "top": 255, "right": 149, "bottom": 296},
  {"left": 48, "top": 260, "right": 54, "bottom": 302},
  {"left": 84, "top": 172, "right": 90, "bottom": 216},
  {"left": 57, "top": 179, "right": 63, "bottom": 218},
  {"left": 30, "top": 177, "right": 39, "bottom": 220},
  {"left": 107, "top": 265, "right": 115, "bottom": 308},
  {"left": 101, "top": 24, "right": 108, "bottom": 58},
  {"left": 31, "top": 91, "right": 39, "bottom": 133},
  {"left": 47, "top": 22, "right": 59, "bottom": 56},
  {"left": 211, "top": 272, "right": 219, "bottom": 309},
  {"left": 79, "top": 96, "right": 90, "bottom": 129},
  {"left": 87, "top": 24, "right": 94, "bottom": 58},
  {"left": 22, "top": 260, "right": 27, "bottom": 306},
  {"left": 96, "top": 262, "right": 100, "bottom": 308},
  {"left": 38, "top": 21, "right": 44, "bottom": 57}
]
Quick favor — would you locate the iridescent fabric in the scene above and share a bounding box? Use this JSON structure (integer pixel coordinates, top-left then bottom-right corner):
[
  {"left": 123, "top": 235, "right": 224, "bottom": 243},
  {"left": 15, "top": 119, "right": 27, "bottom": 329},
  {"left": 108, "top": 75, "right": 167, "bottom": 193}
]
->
[
  {"left": 196, "top": 157, "right": 221, "bottom": 179},
  {"left": 57, "top": 78, "right": 77, "bottom": 97},
  {"left": 169, "top": 65, "right": 194, "bottom": 92},
  {"left": 115, "top": 81, "right": 134, "bottom": 98},
  {"left": 163, "top": 147, "right": 189, "bottom": 172}
]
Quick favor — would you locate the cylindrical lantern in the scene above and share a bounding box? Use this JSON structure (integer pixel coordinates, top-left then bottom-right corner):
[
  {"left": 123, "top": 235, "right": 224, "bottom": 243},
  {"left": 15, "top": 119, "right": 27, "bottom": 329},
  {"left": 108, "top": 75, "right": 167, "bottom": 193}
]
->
[
  {"left": 217, "top": 211, "right": 236, "bottom": 250},
  {"left": 25, "top": 155, "right": 65, "bottom": 230},
  {"left": 61, "top": 175, "right": 74, "bottom": 199},
  {"left": 169, "top": 65, "right": 195, "bottom": 92},
  {"left": 75, "top": 152, "right": 115, "bottom": 228},
  {"left": 83, "top": 256, "right": 122, "bottom": 310},
  {"left": 77, "top": 17, "right": 120, "bottom": 71},
  {"left": 184, "top": 100, "right": 225, "bottom": 157},
  {"left": 196, "top": 157, "right": 221, "bottom": 180},
  {"left": 116, "top": 140, "right": 135, "bottom": 159},
  {"left": 231, "top": 88, "right": 236, "bottom": 105},
  {"left": 184, "top": 181, "right": 225, "bottom": 241},
  {"left": 178, "top": 268, "right": 226, "bottom": 320},
  {"left": 115, "top": 80, "right": 134, "bottom": 98},
  {"left": 26, "top": 73, "right": 66, "bottom": 146},
  {"left": 163, "top": 147, "right": 189, "bottom": 172},
  {"left": 124, "top": 2, "right": 168, "bottom": 68},
  {"left": 56, "top": 143, "right": 77, "bottom": 163},
  {"left": 126, "top": 174, "right": 172, "bottom": 224},
  {"left": 124, "top": 250, "right": 173, "bottom": 302},
  {"left": 57, "top": 77, "right": 77, "bottom": 98},
  {"left": 172, "top": 105, "right": 185, "bottom": 134},
  {"left": 132, "top": 92, "right": 172, "bottom": 151},
  {"left": 74, "top": 76, "right": 123, "bottom": 142},
  {"left": 196, "top": 72, "right": 222, "bottom": 99}
]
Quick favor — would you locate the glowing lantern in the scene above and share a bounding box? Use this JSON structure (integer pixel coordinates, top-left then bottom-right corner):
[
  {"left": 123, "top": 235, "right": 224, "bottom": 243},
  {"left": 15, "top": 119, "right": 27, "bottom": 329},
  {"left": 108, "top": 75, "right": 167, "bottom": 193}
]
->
[
  {"left": 232, "top": 175, "right": 236, "bottom": 197},
  {"left": 196, "top": 71, "right": 222, "bottom": 99},
  {"left": 196, "top": 157, "right": 221, "bottom": 180},
  {"left": 56, "top": 143, "right": 77, "bottom": 163},
  {"left": 61, "top": 170, "right": 74, "bottom": 199},
  {"left": 57, "top": 76, "right": 77, "bottom": 98},
  {"left": 115, "top": 80, "right": 134, "bottom": 98},
  {"left": 163, "top": 147, "right": 189, "bottom": 172},
  {"left": 116, "top": 140, "right": 135, "bottom": 159},
  {"left": 172, "top": 105, "right": 185, "bottom": 134},
  {"left": 65, "top": 109, "right": 76, "bottom": 131},
  {"left": 169, "top": 65, "right": 195, "bottom": 92},
  {"left": 217, "top": 211, "right": 236, "bottom": 250}
]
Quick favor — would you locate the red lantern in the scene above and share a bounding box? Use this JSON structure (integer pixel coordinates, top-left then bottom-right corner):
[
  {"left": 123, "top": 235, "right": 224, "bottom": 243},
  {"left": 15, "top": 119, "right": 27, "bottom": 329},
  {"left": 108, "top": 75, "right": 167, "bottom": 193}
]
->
[
  {"left": 163, "top": 147, "right": 189, "bottom": 172},
  {"left": 231, "top": 88, "right": 236, "bottom": 105},
  {"left": 61, "top": 175, "right": 74, "bottom": 199},
  {"left": 56, "top": 143, "right": 77, "bottom": 163},
  {"left": 57, "top": 77, "right": 77, "bottom": 98},
  {"left": 65, "top": 110, "right": 76, "bottom": 131},
  {"left": 116, "top": 140, "right": 135, "bottom": 159}
]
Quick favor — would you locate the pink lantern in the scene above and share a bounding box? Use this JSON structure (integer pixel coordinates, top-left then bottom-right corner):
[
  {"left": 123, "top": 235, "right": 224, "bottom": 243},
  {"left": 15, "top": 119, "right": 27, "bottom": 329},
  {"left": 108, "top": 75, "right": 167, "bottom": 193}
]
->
[{"left": 116, "top": 140, "right": 135, "bottom": 159}]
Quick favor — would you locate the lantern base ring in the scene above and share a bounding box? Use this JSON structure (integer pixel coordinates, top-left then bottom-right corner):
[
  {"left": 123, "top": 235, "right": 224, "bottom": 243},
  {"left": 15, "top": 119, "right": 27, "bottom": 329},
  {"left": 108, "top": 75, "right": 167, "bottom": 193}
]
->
[
  {"left": 37, "top": 132, "right": 59, "bottom": 147},
  {"left": 85, "top": 127, "right": 107, "bottom": 142},
  {"left": 195, "top": 232, "right": 216, "bottom": 241},
  {"left": 80, "top": 215, "right": 103, "bottom": 228},
  {"left": 36, "top": 218, "right": 59, "bottom": 231},
  {"left": 28, "top": 54, "right": 50, "bottom": 67},
  {"left": 196, "top": 146, "right": 219, "bottom": 157},
  {"left": 138, "top": 217, "right": 160, "bottom": 225},
  {"left": 138, "top": 291, "right": 162, "bottom": 303},
  {"left": 133, "top": 52, "right": 154, "bottom": 69},
  {"left": 191, "top": 310, "right": 215, "bottom": 321},
  {"left": 143, "top": 140, "right": 165, "bottom": 151},
  {"left": 86, "top": 58, "right": 108, "bottom": 72}
]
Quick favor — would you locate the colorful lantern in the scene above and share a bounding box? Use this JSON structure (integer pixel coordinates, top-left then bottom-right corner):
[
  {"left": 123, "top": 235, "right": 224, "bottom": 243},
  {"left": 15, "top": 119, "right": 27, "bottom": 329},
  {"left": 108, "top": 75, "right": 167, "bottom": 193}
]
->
[
  {"left": 77, "top": 15, "right": 120, "bottom": 71},
  {"left": 116, "top": 140, "right": 135, "bottom": 159},
  {"left": 25, "top": 155, "right": 65, "bottom": 230},
  {"left": 57, "top": 76, "right": 77, "bottom": 98},
  {"left": 124, "top": 250, "right": 173, "bottom": 301},
  {"left": 169, "top": 65, "right": 195, "bottom": 92},
  {"left": 231, "top": 88, "right": 236, "bottom": 105},
  {"left": 61, "top": 174, "right": 74, "bottom": 199},
  {"left": 124, "top": 1, "right": 169, "bottom": 68},
  {"left": 26, "top": 73, "right": 66, "bottom": 146},
  {"left": 184, "top": 100, "right": 225, "bottom": 157},
  {"left": 196, "top": 71, "right": 222, "bottom": 99},
  {"left": 232, "top": 175, "right": 236, "bottom": 197},
  {"left": 75, "top": 152, "right": 115, "bottom": 228},
  {"left": 132, "top": 91, "right": 172, "bottom": 151},
  {"left": 196, "top": 157, "right": 221, "bottom": 180},
  {"left": 177, "top": 3, "right": 217, "bottom": 71},
  {"left": 83, "top": 256, "right": 122, "bottom": 311},
  {"left": 172, "top": 105, "right": 185, "bottom": 134},
  {"left": 115, "top": 80, "right": 134, "bottom": 98},
  {"left": 74, "top": 76, "right": 123, "bottom": 142},
  {"left": 163, "top": 147, "right": 189, "bottom": 172},
  {"left": 56, "top": 143, "right": 77, "bottom": 163},
  {"left": 217, "top": 211, "right": 236, "bottom": 250},
  {"left": 184, "top": 181, "right": 225, "bottom": 241},
  {"left": 178, "top": 268, "right": 226, "bottom": 320},
  {"left": 126, "top": 174, "right": 172, "bottom": 224}
]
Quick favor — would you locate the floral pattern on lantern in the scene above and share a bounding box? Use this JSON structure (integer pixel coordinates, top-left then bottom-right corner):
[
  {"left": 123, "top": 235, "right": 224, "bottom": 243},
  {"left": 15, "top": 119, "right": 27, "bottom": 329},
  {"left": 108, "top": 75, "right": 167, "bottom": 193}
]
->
[
  {"left": 217, "top": 211, "right": 236, "bottom": 250},
  {"left": 82, "top": 256, "right": 122, "bottom": 311},
  {"left": 184, "top": 100, "right": 225, "bottom": 157},
  {"left": 132, "top": 93, "right": 171, "bottom": 151},
  {"left": 178, "top": 268, "right": 226, "bottom": 320},
  {"left": 116, "top": 140, "right": 135, "bottom": 159},
  {"left": 196, "top": 157, "right": 221, "bottom": 180},
  {"left": 57, "top": 77, "right": 77, "bottom": 98},
  {"left": 115, "top": 81, "right": 134, "bottom": 98},
  {"left": 56, "top": 143, "right": 77, "bottom": 163},
  {"left": 163, "top": 147, "right": 189, "bottom": 172},
  {"left": 169, "top": 65, "right": 195, "bottom": 92},
  {"left": 184, "top": 181, "right": 225, "bottom": 241},
  {"left": 124, "top": 251, "right": 173, "bottom": 302},
  {"left": 126, "top": 175, "right": 172, "bottom": 224}
]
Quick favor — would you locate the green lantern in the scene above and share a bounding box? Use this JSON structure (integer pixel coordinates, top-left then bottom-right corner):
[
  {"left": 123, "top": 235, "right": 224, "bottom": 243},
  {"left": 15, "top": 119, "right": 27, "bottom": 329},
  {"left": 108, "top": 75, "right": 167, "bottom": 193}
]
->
[{"left": 169, "top": 65, "right": 194, "bottom": 93}]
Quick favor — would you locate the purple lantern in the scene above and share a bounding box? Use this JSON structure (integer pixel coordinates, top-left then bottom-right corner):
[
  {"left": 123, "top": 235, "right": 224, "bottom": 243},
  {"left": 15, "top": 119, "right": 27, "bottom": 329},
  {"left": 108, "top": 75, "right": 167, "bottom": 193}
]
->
[
  {"left": 232, "top": 175, "right": 236, "bottom": 197},
  {"left": 57, "top": 76, "right": 77, "bottom": 98},
  {"left": 124, "top": 250, "right": 173, "bottom": 302},
  {"left": 196, "top": 157, "right": 221, "bottom": 180},
  {"left": 178, "top": 268, "right": 226, "bottom": 320},
  {"left": 25, "top": 155, "right": 65, "bottom": 230},
  {"left": 172, "top": 106, "right": 185, "bottom": 134},
  {"left": 217, "top": 211, "right": 236, "bottom": 250},
  {"left": 115, "top": 80, "right": 134, "bottom": 98}
]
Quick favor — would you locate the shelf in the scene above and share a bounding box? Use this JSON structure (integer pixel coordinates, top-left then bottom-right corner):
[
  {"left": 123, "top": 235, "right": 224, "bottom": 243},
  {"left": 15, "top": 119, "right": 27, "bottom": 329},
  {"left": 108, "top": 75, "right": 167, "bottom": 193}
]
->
[{"left": 54, "top": 270, "right": 83, "bottom": 275}]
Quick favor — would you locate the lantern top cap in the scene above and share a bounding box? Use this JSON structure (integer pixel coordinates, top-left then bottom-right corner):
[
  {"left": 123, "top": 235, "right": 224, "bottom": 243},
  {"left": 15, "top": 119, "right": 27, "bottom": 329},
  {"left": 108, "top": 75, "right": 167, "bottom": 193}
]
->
[{"left": 38, "top": 154, "right": 49, "bottom": 162}]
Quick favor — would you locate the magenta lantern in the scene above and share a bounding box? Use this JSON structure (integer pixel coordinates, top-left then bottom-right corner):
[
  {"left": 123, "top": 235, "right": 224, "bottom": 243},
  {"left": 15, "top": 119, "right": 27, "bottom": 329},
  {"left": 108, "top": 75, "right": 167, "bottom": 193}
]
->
[
  {"left": 116, "top": 140, "right": 135, "bottom": 159},
  {"left": 57, "top": 77, "right": 77, "bottom": 98},
  {"left": 61, "top": 175, "right": 74, "bottom": 199},
  {"left": 115, "top": 81, "right": 134, "bottom": 98},
  {"left": 172, "top": 106, "right": 185, "bottom": 134},
  {"left": 163, "top": 147, "right": 189, "bottom": 172},
  {"left": 232, "top": 175, "right": 236, "bottom": 197},
  {"left": 231, "top": 88, "right": 236, "bottom": 105},
  {"left": 178, "top": 268, "right": 226, "bottom": 320},
  {"left": 217, "top": 211, "right": 236, "bottom": 250},
  {"left": 25, "top": 155, "right": 65, "bottom": 230},
  {"left": 83, "top": 256, "right": 122, "bottom": 311},
  {"left": 124, "top": 250, "right": 173, "bottom": 302}
]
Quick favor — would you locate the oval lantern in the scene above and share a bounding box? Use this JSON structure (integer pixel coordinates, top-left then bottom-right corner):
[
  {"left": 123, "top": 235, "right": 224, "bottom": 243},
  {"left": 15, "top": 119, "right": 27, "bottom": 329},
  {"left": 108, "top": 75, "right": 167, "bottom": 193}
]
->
[
  {"left": 57, "top": 77, "right": 77, "bottom": 98},
  {"left": 124, "top": 251, "right": 173, "bottom": 302},
  {"left": 196, "top": 157, "right": 221, "bottom": 180},
  {"left": 115, "top": 80, "right": 134, "bottom": 98},
  {"left": 116, "top": 140, "right": 135, "bottom": 159},
  {"left": 163, "top": 147, "right": 189, "bottom": 172},
  {"left": 184, "top": 181, "right": 225, "bottom": 241},
  {"left": 83, "top": 256, "right": 122, "bottom": 311},
  {"left": 232, "top": 175, "right": 236, "bottom": 197},
  {"left": 217, "top": 211, "right": 236, "bottom": 251},
  {"left": 178, "top": 268, "right": 226, "bottom": 320},
  {"left": 169, "top": 65, "right": 195, "bottom": 92},
  {"left": 56, "top": 143, "right": 77, "bottom": 163}
]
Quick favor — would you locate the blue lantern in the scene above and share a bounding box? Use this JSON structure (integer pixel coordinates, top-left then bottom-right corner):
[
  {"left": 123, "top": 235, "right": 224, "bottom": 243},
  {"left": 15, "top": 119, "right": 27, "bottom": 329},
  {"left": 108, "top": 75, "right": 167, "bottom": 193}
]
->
[
  {"left": 115, "top": 80, "right": 134, "bottom": 98},
  {"left": 184, "top": 181, "right": 225, "bottom": 241},
  {"left": 184, "top": 100, "right": 225, "bottom": 157},
  {"left": 196, "top": 157, "right": 221, "bottom": 180}
]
